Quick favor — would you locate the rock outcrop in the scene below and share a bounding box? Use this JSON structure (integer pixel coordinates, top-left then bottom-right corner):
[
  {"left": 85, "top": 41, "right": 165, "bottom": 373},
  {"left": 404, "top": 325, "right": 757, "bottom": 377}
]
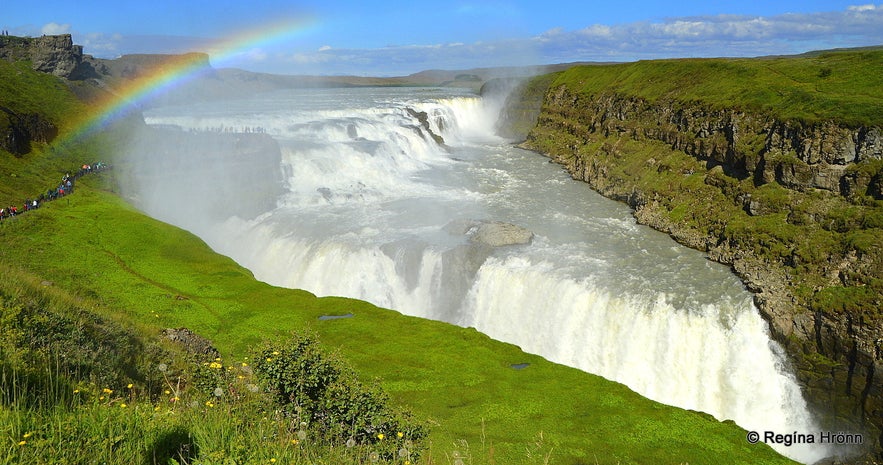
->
[
  {"left": 0, "top": 106, "right": 58, "bottom": 156},
  {"left": 541, "top": 89, "right": 883, "bottom": 199},
  {"left": 0, "top": 34, "right": 100, "bottom": 80},
  {"left": 468, "top": 221, "right": 534, "bottom": 247},
  {"left": 446, "top": 219, "right": 534, "bottom": 247},
  {"left": 406, "top": 107, "right": 447, "bottom": 147},
  {"left": 161, "top": 327, "right": 220, "bottom": 359},
  {"left": 518, "top": 82, "right": 883, "bottom": 461}
]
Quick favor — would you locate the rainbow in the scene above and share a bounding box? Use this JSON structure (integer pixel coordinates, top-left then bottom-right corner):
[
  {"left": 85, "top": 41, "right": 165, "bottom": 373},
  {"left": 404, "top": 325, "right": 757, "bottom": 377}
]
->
[{"left": 61, "top": 16, "right": 317, "bottom": 146}]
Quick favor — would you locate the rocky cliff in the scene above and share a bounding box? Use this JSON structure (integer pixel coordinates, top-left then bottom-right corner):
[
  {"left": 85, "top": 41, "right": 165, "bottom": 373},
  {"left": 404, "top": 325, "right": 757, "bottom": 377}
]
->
[
  {"left": 0, "top": 34, "right": 102, "bottom": 80},
  {"left": 0, "top": 105, "right": 58, "bottom": 156},
  {"left": 513, "top": 56, "right": 883, "bottom": 462}
]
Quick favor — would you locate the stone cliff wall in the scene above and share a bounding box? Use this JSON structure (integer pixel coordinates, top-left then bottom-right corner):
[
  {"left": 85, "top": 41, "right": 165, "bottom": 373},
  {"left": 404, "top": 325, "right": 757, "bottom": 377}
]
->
[
  {"left": 0, "top": 34, "right": 100, "bottom": 80},
  {"left": 545, "top": 88, "right": 883, "bottom": 199},
  {"left": 518, "top": 83, "right": 883, "bottom": 462}
]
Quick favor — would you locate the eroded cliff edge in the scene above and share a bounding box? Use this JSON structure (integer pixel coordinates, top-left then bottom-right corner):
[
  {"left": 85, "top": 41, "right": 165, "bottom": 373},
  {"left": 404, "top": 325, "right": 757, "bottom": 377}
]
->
[{"left": 502, "top": 51, "right": 883, "bottom": 461}]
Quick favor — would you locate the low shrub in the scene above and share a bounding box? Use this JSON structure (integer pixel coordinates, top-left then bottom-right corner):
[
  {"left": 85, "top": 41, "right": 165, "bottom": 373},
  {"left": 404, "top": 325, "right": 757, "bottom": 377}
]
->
[{"left": 254, "top": 333, "right": 428, "bottom": 462}]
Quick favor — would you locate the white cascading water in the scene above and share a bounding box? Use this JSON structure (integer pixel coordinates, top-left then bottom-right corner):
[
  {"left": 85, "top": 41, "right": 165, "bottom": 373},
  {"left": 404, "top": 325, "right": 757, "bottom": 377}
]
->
[{"left": 134, "top": 87, "right": 830, "bottom": 463}]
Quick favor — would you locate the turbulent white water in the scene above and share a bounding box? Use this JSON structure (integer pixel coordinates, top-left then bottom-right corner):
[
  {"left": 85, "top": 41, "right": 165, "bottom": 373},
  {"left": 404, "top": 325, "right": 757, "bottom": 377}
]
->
[{"left": 137, "top": 87, "right": 829, "bottom": 463}]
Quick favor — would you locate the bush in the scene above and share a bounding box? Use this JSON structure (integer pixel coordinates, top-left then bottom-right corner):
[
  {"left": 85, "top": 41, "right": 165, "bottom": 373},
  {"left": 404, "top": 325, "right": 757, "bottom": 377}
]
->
[{"left": 254, "top": 333, "right": 428, "bottom": 462}]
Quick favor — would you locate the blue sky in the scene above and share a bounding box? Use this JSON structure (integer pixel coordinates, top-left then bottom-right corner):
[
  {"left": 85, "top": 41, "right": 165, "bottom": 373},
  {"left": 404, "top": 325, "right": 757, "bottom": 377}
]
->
[{"left": 5, "top": 1, "right": 883, "bottom": 76}]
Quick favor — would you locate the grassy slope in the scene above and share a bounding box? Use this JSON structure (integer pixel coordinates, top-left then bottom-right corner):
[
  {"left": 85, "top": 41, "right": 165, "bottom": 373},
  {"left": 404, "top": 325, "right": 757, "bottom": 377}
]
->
[
  {"left": 553, "top": 49, "right": 883, "bottom": 126},
  {"left": 0, "top": 63, "right": 794, "bottom": 464}
]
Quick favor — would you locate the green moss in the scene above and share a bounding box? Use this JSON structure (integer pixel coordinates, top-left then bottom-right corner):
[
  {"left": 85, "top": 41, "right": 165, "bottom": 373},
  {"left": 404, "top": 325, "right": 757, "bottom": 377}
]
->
[
  {"left": 811, "top": 285, "right": 877, "bottom": 315},
  {"left": 751, "top": 183, "right": 792, "bottom": 215}
]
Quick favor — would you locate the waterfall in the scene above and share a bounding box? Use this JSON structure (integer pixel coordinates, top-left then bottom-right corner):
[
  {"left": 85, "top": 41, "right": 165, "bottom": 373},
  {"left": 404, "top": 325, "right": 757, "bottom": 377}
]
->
[{"left": 132, "top": 87, "right": 829, "bottom": 463}]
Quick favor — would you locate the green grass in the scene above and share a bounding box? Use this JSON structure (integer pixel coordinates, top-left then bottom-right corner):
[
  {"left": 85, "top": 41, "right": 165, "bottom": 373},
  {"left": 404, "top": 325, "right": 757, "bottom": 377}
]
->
[
  {"left": 552, "top": 49, "right": 883, "bottom": 127},
  {"left": 0, "top": 59, "right": 84, "bottom": 126}
]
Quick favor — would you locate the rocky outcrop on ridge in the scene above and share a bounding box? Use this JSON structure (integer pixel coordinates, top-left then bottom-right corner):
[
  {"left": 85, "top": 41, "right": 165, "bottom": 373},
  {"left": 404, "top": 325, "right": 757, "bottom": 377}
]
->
[{"left": 0, "top": 34, "right": 102, "bottom": 80}]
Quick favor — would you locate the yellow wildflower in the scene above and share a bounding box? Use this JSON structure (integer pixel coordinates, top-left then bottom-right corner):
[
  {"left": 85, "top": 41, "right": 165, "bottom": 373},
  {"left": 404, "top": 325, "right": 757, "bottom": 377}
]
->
[
  {"left": 265, "top": 358, "right": 273, "bottom": 362},
  {"left": 127, "top": 383, "right": 134, "bottom": 389},
  {"left": 73, "top": 389, "right": 80, "bottom": 394},
  {"left": 377, "top": 433, "right": 385, "bottom": 440},
  {"left": 17, "top": 441, "right": 26, "bottom": 446},
  {"left": 22, "top": 432, "right": 32, "bottom": 439},
  {"left": 102, "top": 388, "right": 113, "bottom": 394},
  {"left": 209, "top": 362, "right": 222, "bottom": 369},
  {"left": 397, "top": 432, "right": 404, "bottom": 439},
  {"left": 120, "top": 403, "right": 127, "bottom": 408}
]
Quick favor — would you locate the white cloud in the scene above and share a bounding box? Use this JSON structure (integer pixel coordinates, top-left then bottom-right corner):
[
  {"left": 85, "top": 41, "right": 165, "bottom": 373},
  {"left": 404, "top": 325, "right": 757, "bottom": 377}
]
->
[
  {"left": 79, "top": 32, "right": 123, "bottom": 55},
  {"left": 577, "top": 25, "right": 613, "bottom": 39},
  {"left": 847, "top": 4, "right": 879, "bottom": 11},
  {"left": 528, "top": 5, "right": 883, "bottom": 63},
  {"left": 41, "top": 22, "right": 71, "bottom": 35},
  {"left": 318, "top": 45, "right": 332, "bottom": 52}
]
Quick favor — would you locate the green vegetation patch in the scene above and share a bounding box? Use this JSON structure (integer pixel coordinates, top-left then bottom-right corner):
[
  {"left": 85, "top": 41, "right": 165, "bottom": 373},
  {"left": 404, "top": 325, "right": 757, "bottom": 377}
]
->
[
  {"left": 0, "top": 59, "right": 84, "bottom": 131},
  {"left": 552, "top": 50, "right": 883, "bottom": 126}
]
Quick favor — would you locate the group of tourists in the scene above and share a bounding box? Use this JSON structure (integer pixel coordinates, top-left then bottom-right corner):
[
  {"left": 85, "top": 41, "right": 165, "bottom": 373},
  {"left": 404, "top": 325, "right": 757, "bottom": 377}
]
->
[
  {"left": 198, "top": 125, "right": 267, "bottom": 134},
  {"left": 0, "top": 162, "right": 109, "bottom": 221}
]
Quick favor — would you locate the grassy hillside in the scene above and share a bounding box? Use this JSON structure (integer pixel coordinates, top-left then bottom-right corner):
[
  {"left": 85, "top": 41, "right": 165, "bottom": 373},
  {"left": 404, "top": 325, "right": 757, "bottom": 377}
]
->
[
  {"left": 553, "top": 49, "right": 883, "bottom": 127},
  {"left": 0, "top": 60, "right": 797, "bottom": 464}
]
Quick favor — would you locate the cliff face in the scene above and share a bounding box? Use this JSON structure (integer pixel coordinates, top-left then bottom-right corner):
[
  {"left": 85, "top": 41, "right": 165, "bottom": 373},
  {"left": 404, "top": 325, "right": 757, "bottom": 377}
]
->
[
  {"left": 0, "top": 106, "right": 58, "bottom": 156},
  {"left": 518, "top": 82, "right": 883, "bottom": 461},
  {"left": 575, "top": 93, "right": 883, "bottom": 197},
  {"left": 0, "top": 34, "right": 101, "bottom": 80}
]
